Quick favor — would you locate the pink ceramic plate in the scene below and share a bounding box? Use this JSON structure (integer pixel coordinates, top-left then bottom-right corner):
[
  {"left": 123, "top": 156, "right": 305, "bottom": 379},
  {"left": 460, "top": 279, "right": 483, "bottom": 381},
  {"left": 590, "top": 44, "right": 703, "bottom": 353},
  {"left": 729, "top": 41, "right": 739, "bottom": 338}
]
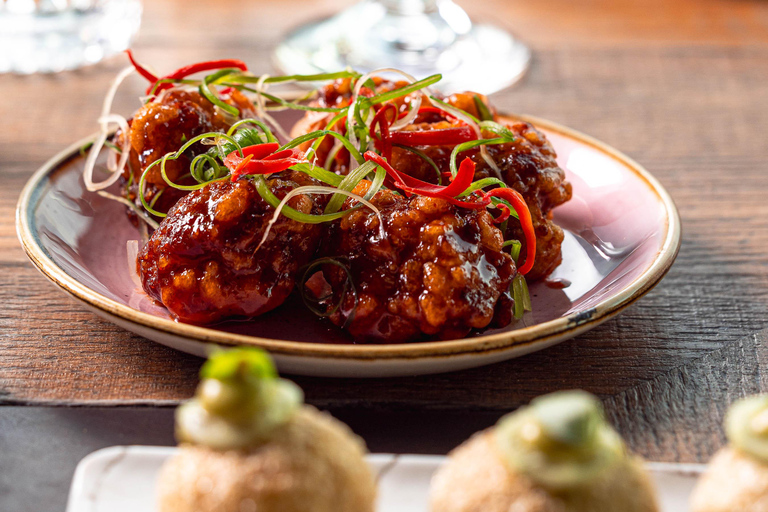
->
[{"left": 16, "top": 114, "right": 681, "bottom": 377}]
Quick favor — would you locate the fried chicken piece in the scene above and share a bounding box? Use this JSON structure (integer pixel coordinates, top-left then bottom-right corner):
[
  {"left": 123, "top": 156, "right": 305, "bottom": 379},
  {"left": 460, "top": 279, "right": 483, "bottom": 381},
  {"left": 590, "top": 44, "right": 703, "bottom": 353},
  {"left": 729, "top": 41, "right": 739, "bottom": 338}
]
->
[
  {"left": 382, "top": 100, "right": 571, "bottom": 280},
  {"left": 318, "top": 186, "right": 516, "bottom": 342},
  {"left": 138, "top": 173, "right": 321, "bottom": 324},
  {"left": 293, "top": 82, "right": 571, "bottom": 280},
  {"left": 117, "top": 88, "right": 256, "bottom": 215},
  {"left": 469, "top": 119, "right": 571, "bottom": 281}
]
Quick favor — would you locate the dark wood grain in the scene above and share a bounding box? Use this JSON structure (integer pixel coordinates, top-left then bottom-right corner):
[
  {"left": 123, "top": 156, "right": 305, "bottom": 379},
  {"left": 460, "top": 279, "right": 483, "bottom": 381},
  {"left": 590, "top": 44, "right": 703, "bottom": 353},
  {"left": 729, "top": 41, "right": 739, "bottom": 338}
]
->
[{"left": 1, "top": 0, "right": 768, "bottom": 464}]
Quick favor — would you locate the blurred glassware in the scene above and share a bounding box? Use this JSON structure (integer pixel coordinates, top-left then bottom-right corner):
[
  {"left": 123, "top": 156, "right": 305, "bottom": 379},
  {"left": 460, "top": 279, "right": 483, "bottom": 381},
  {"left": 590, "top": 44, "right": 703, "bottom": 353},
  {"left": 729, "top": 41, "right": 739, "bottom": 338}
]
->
[
  {"left": 273, "top": 0, "right": 530, "bottom": 94},
  {"left": 0, "top": 0, "right": 142, "bottom": 74}
]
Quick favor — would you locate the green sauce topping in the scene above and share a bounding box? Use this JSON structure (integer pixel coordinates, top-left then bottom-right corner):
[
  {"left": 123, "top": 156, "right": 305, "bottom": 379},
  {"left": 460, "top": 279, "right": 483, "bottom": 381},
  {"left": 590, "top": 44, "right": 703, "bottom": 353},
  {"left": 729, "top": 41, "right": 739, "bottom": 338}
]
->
[
  {"left": 494, "top": 390, "right": 625, "bottom": 489},
  {"left": 175, "top": 347, "right": 302, "bottom": 450},
  {"left": 726, "top": 394, "right": 768, "bottom": 464}
]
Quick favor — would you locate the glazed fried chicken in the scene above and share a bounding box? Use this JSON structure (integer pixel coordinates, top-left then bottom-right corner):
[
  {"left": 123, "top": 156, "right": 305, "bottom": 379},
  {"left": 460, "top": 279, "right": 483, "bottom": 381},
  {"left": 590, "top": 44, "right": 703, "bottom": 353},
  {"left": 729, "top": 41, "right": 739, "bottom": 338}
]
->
[
  {"left": 138, "top": 172, "right": 321, "bottom": 324},
  {"left": 293, "top": 81, "right": 572, "bottom": 280},
  {"left": 318, "top": 185, "right": 516, "bottom": 342},
  {"left": 474, "top": 121, "right": 571, "bottom": 280},
  {"left": 389, "top": 117, "right": 571, "bottom": 280},
  {"left": 117, "top": 89, "right": 256, "bottom": 215}
]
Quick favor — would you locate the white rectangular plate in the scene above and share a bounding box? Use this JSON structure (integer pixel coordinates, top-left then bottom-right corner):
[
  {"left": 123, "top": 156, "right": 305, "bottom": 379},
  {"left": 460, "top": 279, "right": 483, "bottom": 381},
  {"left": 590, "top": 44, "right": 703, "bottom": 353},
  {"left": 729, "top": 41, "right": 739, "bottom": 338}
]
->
[{"left": 66, "top": 446, "right": 705, "bottom": 512}]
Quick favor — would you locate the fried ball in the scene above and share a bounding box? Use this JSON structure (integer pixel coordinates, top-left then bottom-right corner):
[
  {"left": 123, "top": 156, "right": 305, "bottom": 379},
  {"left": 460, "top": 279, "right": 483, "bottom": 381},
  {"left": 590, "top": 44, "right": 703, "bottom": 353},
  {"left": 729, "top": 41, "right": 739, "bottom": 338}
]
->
[
  {"left": 319, "top": 186, "right": 516, "bottom": 342},
  {"left": 138, "top": 174, "right": 321, "bottom": 323},
  {"left": 476, "top": 120, "right": 571, "bottom": 280},
  {"left": 387, "top": 116, "right": 572, "bottom": 281},
  {"left": 117, "top": 88, "right": 256, "bottom": 215},
  {"left": 430, "top": 431, "right": 657, "bottom": 512},
  {"left": 157, "top": 406, "right": 376, "bottom": 512},
  {"left": 293, "top": 82, "right": 571, "bottom": 280}
]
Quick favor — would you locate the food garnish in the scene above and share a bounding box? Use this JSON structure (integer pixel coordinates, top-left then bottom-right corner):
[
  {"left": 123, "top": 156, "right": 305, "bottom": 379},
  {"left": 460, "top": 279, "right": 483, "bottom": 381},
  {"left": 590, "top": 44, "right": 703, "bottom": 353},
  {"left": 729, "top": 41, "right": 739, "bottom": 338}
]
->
[
  {"left": 494, "top": 390, "right": 624, "bottom": 489},
  {"left": 175, "top": 347, "right": 302, "bottom": 450}
]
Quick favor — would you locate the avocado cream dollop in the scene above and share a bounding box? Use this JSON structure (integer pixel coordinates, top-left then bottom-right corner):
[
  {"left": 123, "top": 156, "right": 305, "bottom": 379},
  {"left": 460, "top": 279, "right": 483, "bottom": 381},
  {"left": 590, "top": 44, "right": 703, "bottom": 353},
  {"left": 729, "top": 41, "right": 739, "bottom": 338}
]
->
[
  {"left": 494, "top": 390, "right": 625, "bottom": 489},
  {"left": 176, "top": 348, "right": 302, "bottom": 450},
  {"left": 726, "top": 394, "right": 768, "bottom": 464}
]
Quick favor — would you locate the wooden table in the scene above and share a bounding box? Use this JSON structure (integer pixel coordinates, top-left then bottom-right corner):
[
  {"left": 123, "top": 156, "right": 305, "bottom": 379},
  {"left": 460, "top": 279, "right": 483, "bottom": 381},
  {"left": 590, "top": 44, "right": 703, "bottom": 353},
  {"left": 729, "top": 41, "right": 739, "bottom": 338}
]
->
[{"left": 2, "top": 0, "right": 768, "bottom": 505}]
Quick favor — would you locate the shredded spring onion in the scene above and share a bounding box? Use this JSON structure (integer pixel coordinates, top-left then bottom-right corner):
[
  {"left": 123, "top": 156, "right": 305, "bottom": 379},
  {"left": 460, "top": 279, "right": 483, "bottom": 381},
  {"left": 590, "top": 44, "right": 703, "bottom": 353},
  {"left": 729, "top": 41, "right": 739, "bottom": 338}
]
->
[
  {"left": 346, "top": 68, "right": 427, "bottom": 168},
  {"left": 254, "top": 184, "right": 384, "bottom": 251},
  {"left": 511, "top": 274, "right": 532, "bottom": 319},
  {"left": 299, "top": 257, "right": 358, "bottom": 327},
  {"left": 448, "top": 138, "right": 511, "bottom": 178},
  {"left": 503, "top": 239, "right": 522, "bottom": 261},
  {"left": 324, "top": 160, "right": 377, "bottom": 214},
  {"left": 84, "top": 66, "right": 134, "bottom": 192},
  {"left": 126, "top": 240, "right": 142, "bottom": 287},
  {"left": 97, "top": 191, "right": 160, "bottom": 229},
  {"left": 283, "top": 129, "right": 364, "bottom": 164},
  {"left": 430, "top": 95, "right": 503, "bottom": 180},
  {"left": 199, "top": 68, "right": 241, "bottom": 116}
]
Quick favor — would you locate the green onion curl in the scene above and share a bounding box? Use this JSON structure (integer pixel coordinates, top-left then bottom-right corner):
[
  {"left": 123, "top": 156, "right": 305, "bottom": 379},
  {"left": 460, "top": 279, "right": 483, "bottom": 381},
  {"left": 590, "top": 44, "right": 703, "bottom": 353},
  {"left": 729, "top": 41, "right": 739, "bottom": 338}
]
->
[
  {"left": 449, "top": 138, "right": 510, "bottom": 177},
  {"left": 199, "top": 68, "right": 241, "bottom": 116},
  {"left": 299, "top": 256, "right": 358, "bottom": 328},
  {"left": 138, "top": 131, "right": 241, "bottom": 217},
  {"left": 324, "top": 160, "right": 377, "bottom": 214},
  {"left": 282, "top": 130, "right": 364, "bottom": 165},
  {"left": 361, "top": 74, "right": 442, "bottom": 108}
]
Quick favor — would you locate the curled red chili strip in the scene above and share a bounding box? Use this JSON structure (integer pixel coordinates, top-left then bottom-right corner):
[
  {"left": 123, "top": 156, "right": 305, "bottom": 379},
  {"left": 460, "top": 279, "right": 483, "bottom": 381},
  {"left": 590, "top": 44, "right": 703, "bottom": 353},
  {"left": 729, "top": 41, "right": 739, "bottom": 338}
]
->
[
  {"left": 364, "top": 151, "right": 536, "bottom": 274},
  {"left": 483, "top": 187, "right": 536, "bottom": 275},
  {"left": 125, "top": 49, "right": 158, "bottom": 83},
  {"left": 126, "top": 51, "right": 249, "bottom": 95},
  {"left": 493, "top": 203, "right": 511, "bottom": 224},
  {"left": 374, "top": 101, "right": 475, "bottom": 151},
  {"left": 162, "top": 59, "right": 247, "bottom": 82},
  {"left": 372, "top": 104, "right": 397, "bottom": 161},
  {"left": 364, "top": 151, "right": 476, "bottom": 199},
  {"left": 224, "top": 143, "right": 304, "bottom": 181},
  {"left": 388, "top": 125, "right": 477, "bottom": 146},
  {"left": 151, "top": 58, "right": 248, "bottom": 94},
  {"left": 411, "top": 106, "right": 456, "bottom": 121}
]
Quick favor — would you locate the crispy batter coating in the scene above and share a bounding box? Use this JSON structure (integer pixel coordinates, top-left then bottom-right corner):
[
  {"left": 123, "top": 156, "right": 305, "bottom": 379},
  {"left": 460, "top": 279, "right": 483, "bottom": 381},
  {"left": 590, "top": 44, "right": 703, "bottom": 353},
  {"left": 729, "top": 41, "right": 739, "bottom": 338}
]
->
[
  {"left": 138, "top": 174, "right": 321, "bottom": 324},
  {"left": 319, "top": 186, "right": 516, "bottom": 342},
  {"left": 157, "top": 407, "right": 376, "bottom": 512},
  {"left": 475, "top": 120, "right": 571, "bottom": 281},
  {"left": 380, "top": 112, "right": 572, "bottom": 280},
  {"left": 293, "top": 82, "right": 572, "bottom": 280},
  {"left": 118, "top": 88, "right": 256, "bottom": 215},
  {"left": 430, "top": 431, "right": 658, "bottom": 512}
]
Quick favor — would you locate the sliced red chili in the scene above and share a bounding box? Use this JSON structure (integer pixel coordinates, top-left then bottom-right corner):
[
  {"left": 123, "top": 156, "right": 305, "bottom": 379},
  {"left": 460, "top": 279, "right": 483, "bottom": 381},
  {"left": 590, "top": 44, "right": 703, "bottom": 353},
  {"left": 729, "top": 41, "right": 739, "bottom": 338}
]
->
[
  {"left": 224, "top": 143, "right": 304, "bottom": 181},
  {"left": 483, "top": 187, "right": 536, "bottom": 275},
  {"left": 388, "top": 126, "right": 477, "bottom": 146},
  {"left": 364, "top": 151, "right": 477, "bottom": 202},
  {"left": 492, "top": 203, "right": 511, "bottom": 224},
  {"left": 371, "top": 104, "right": 397, "bottom": 161},
  {"left": 163, "top": 59, "right": 247, "bottom": 82},
  {"left": 364, "top": 151, "right": 536, "bottom": 274},
  {"left": 410, "top": 106, "right": 456, "bottom": 122},
  {"left": 125, "top": 49, "right": 158, "bottom": 83},
  {"left": 126, "top": 52, "right": 249, "bottom": 95}
]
